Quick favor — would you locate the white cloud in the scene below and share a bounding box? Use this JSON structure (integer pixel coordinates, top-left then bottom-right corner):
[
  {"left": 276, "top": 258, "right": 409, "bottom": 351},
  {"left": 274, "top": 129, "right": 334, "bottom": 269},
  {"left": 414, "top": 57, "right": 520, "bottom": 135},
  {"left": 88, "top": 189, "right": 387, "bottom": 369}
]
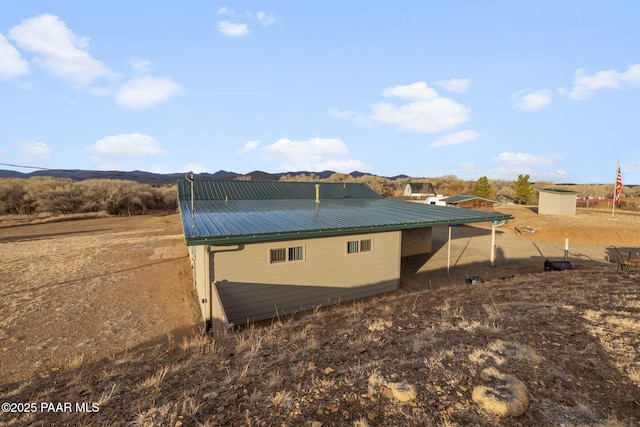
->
[
  {"left": 314, "top": 159, "right": 370, "bottom": 172},
  {"left": 86, "top": 133, "right": 167, "bottom": 157},
  {"left": 10, "top": 140, "right": 51, "bottom": 159},
  {"left": 6, "top": 14, "right": 181, "bottom": 110},
  {"left": 264, "top": 137, "right": 347, "bottom": 157},
  {"left": 216, "top": 8, "right": 274, "bottom": 36},
  {"left": 512, "top": 88, "right": 552, "bottom": 111},
  {"left": 621, "top": 63, "right": 640, "bottom": 86},
  {"left": 183, "top": 163, "right": 208, "bottom": 174},
  {"left": 217, "top": 6, "right": 236, "bottom": 16},
  {"left": 360, "top": 81, "right": 469, "bottom": 133},
  {"left": 381, "top": 81, "right": 439, "bottom": 101},
  {"left": 258, "top": 137, "right": 372, "bottom": 172},
  {"left": 459, "top": 153, "right": 567, "bottom": 181},
  {"left": 237, "top": 140, "right": 261, "bottom": 155},
  {"left": 144, "top": 163, "right": 173, "bottom": 174},
  {"left": 129, "top": 58, "right": 151, "bottom": 74},
  {"left": 8, "top": 14, "right": 111, "bottom": 87},
  {"left": 256, "top": 12, "right": 276, "bottom": 27},
  {"left": 115, "top": 76, "right": 182, "bottom": 109},
  {"left": 430, "top": 130, "right": 479, "bottom": 147},
  {"left": 560, "top": 63, "right": 640, "bottom": 100},
  {"left": 489, "top": 167, "right": 567, "bottom": 182},
  {"left": 456, "top": 162, "right": 481, "bottom": 179},
  {"left": 0, "top": 34, "right": 29, "bottom": 79},
  {"left": 493, "top": 152, "right": 558, "bottom": 167},
  {"left": 217, "top": 20, "right": 250, "bottom": 37},
  {"left": 328, "top": 108, "right": 357, "bottom": 119},
  {"left": 112, "top": 61, "right": 181, "bottom": 109},
  {"left": 434, "top": 78, "right": 471, "bottom": 94},
  {"left": 562, "top": 69, "right": 619, "bottom": 100}
]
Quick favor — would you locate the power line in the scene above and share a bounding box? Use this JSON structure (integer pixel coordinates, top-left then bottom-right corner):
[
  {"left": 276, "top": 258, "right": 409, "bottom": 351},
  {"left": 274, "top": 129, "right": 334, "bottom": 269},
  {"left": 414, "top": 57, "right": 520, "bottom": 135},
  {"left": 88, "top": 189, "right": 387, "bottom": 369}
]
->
[
  {"left": 0, "top": 162, "right": 52, "bottom": 170},
  {"left": 0, "top": 162, "right": 87, "bottom": 173}
]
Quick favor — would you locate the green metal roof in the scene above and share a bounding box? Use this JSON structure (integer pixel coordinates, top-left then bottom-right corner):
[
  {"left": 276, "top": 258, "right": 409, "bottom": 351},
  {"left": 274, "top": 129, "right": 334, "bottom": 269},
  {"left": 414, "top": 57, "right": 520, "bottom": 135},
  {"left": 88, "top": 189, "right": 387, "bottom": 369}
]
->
[
  {"left": 179, "top": 179, "right": 380, "bottom": 201},
  {"left": 178, "top": 180, "right": 513, "bottom": 246},
  {"left": 439, "top": 195, "right": 501, "bottom": 204}
]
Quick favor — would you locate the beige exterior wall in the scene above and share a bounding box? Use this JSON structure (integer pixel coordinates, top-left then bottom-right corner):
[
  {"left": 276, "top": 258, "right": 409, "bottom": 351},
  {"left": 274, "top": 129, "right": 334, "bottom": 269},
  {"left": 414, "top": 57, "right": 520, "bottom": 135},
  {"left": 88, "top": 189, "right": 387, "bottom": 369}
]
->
[
  {"left": 189, "top": 245, "right": 209, "bottom": 324},
  {"left": 190, "top": 244, "right": 235, "bottom": 331},
  {"left": 401, "top": 228, "right": 432, "bottom": 257},
  {"left": 538, "top": 191, "right": 577, "bottom": 215},
  {"left": 192, "top": 231, "right": 402, "bottom": 328}
]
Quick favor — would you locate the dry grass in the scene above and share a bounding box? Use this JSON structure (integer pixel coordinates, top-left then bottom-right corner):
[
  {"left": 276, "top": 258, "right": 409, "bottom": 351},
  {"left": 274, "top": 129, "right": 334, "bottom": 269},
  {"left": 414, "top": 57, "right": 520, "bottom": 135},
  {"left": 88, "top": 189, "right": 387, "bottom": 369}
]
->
[{"left": 4, "top": 268, "right": 639, "bottom": 426}]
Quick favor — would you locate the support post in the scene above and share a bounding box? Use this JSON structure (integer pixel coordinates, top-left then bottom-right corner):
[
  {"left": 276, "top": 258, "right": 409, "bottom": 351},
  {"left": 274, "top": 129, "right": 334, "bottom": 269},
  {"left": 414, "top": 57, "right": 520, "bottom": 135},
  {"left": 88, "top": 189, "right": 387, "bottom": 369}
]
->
[
  {"left": 447, "top": 226, "right": 452, "bottom": 277},
  {"left": 491, "top": 221, "right": 497, "bottom": 267}
]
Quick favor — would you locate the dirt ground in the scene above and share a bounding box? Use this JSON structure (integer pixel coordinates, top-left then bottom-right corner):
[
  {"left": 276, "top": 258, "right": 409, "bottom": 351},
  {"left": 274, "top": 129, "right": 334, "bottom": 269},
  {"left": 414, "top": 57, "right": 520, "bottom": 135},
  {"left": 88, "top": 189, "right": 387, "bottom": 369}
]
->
[
  {"left": 0, "top": 214, "right": 201, "bottom": 384},
  {"left": 1, "top": 206, "right": 640, "bottom": 426}
]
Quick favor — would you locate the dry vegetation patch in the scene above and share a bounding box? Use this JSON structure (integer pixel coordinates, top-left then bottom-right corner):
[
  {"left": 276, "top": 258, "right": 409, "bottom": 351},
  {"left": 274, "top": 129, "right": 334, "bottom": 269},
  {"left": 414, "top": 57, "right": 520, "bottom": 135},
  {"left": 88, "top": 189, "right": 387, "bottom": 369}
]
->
[{"left": 2, "top": 268, "right": 640, "bottom": 426}]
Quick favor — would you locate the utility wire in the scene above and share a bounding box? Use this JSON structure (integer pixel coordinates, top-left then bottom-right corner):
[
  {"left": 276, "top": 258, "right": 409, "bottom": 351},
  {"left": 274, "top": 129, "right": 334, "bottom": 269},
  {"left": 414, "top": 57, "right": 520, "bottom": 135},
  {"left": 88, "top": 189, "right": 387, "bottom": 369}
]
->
[
  {"left": 0, "top": 162, "right": 57, "bottom": 171},
  {"left": 0, "top": 162, "right": 96, "bottom": 174}
]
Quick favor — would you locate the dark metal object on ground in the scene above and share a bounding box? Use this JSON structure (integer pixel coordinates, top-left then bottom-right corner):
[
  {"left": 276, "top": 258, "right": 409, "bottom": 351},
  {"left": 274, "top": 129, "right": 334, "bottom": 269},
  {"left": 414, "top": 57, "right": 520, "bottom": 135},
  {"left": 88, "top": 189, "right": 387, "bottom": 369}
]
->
[{"left": 544, "top": 259, "right": 572, "bottom": 271}]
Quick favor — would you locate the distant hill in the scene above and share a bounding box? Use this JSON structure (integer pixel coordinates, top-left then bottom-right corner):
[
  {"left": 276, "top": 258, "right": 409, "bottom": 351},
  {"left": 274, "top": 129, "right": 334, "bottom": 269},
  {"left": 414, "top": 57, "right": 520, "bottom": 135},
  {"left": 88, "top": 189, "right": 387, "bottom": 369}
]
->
[
  {"left": 1, "top": 169, "right": 636, "bottom": 187},
  {"left": 0, "top": 169, "right": 388, "bottom": 185},
  {"left": 0, "top": 169, "right": 238, "bottom": 185}
]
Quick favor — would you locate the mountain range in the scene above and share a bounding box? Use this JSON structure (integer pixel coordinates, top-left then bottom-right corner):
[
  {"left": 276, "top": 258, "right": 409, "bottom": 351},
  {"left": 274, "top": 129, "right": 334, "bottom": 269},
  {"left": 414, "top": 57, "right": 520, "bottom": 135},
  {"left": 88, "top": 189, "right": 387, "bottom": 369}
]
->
[{"left": 0, "top": 169, "right": 409, "bottom": 185}]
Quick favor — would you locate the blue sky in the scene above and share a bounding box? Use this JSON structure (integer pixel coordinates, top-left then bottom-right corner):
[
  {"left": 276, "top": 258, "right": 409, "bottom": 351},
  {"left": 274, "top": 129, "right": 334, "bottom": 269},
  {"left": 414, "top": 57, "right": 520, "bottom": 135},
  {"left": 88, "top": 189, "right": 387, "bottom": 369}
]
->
[{"left": 1, "top": 1, "right": 639, "bottom": 184}]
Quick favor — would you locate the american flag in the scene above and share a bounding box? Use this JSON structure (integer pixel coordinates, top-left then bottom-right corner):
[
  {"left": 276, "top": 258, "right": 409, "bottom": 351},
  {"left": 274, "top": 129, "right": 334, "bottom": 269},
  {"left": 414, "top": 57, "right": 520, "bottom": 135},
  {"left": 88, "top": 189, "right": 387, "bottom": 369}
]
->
[{"left": 614, "top": 165, "right": 622, "bottom": 206}]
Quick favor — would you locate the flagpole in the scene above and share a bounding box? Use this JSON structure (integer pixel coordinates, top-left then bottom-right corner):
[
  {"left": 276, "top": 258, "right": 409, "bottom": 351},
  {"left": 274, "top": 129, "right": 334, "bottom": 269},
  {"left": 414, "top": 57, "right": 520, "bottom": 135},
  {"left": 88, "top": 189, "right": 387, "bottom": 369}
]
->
[
  {"left": 611, "top": 160, "right": 620, "bottom": 220},
  {"left": 611, "top": 162, "right": 616, "bottom": 219}
]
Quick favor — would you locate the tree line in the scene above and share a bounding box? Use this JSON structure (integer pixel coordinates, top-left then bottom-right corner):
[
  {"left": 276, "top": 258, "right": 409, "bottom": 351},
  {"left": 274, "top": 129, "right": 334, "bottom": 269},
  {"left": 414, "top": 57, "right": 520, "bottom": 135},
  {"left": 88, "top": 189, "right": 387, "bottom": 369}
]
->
[
  {"left": 0, "top": 177, "right": 177, "bottom": 216},
  {"left": 1, "top": 174, "right": 637, "bottom": 217},
  {"left": 279, "top": 172, "right": 639, "bottom": 206}
]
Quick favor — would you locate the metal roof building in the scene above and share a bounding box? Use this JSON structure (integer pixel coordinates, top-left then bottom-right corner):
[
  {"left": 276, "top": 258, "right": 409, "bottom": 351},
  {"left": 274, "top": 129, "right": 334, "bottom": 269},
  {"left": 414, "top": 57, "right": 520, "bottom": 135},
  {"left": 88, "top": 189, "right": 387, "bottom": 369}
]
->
[
  {"left": 179, "top": 181, "right": 510, "bottom": 244},
  {"left": 439, "top": 195, "right": 502, "bottom": 210},
  {"left": 178, "top": 180, "right": 512, "bottom": 331}
]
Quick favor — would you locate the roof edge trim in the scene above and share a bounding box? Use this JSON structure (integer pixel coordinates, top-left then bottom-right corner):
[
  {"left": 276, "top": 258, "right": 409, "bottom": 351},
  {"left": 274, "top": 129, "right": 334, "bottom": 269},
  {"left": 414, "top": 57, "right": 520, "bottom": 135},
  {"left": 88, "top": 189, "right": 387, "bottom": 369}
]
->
[{"left": 183, "top": 214, "right": 513, "bottom": 246}]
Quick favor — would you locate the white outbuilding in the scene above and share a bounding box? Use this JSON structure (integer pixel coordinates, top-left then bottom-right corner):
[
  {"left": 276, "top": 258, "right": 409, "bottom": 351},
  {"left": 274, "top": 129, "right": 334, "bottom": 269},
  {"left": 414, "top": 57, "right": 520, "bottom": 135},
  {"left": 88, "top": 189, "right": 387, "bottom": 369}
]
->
[
  {"left": 538, "top": 189, "right": 579, "bottom": 215},
  {"left": 424, "top": 194, "right": 447, "bottom": 206}
]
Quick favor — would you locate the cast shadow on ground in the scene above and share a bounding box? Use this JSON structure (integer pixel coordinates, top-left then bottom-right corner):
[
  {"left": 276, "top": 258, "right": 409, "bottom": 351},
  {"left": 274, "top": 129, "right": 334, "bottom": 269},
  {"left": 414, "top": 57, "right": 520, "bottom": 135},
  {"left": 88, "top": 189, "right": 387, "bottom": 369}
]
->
[
  {"left": 0, "top": 257, "right": 185, "bottom": 300},
  {"left": 428, "top": 224, "right": 505, "bottom": 254},
  {"left": 0, "top": 228, "right": 113, "bottom": 243},
  {"left": 400, "top": 245, "right": 618, "bottom": 294}
]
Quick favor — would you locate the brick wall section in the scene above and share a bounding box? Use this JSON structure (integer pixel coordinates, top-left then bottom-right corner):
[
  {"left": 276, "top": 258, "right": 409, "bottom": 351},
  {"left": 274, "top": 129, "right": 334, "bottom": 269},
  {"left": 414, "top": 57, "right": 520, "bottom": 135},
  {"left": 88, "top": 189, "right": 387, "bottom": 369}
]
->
[{"left": 401, "top": 228, "right": 432, "bottom": 257}]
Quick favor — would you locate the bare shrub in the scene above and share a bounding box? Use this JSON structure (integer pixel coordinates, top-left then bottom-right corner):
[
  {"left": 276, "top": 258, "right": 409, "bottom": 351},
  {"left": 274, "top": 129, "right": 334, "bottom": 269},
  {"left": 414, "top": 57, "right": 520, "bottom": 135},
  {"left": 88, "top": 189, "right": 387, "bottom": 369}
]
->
[{"left": 0, "top": 177, "right": 176, "bottom": 216}]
